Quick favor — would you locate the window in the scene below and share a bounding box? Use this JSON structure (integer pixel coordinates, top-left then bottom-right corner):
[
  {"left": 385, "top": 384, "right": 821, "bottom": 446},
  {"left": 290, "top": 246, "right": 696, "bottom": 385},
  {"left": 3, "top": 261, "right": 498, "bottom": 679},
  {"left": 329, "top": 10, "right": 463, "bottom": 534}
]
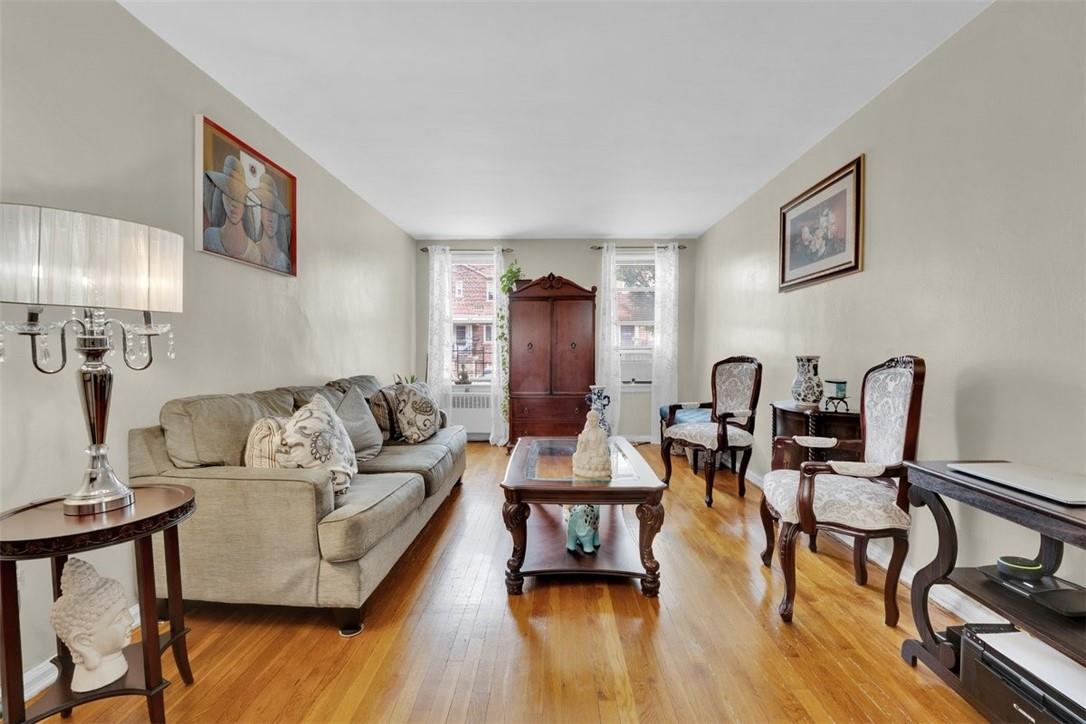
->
[
  {"left": 614, "top": 251, "right": 655, "bottom": 385},
  {"left": 450, "top": 252, "right": 496, "bottom": 383}
]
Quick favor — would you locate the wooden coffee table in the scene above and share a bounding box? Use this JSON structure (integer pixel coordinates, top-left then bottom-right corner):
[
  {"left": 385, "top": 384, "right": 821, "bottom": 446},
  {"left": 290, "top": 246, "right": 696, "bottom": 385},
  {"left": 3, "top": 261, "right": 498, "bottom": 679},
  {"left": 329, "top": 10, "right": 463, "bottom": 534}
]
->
[{"left": 500, "top": 436, "right": 666, "bottom": 597}]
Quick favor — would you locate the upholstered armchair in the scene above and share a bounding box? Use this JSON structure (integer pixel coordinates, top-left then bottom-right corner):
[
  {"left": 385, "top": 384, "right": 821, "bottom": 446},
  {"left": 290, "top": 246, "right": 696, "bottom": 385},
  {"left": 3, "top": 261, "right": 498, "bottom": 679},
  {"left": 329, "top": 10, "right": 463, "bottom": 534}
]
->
[
  {"left": 759, "top": 356, "right": 926, "bottom": 625},
  {"left": 661, "top": 356, "right": 763, "bottom": 506}
]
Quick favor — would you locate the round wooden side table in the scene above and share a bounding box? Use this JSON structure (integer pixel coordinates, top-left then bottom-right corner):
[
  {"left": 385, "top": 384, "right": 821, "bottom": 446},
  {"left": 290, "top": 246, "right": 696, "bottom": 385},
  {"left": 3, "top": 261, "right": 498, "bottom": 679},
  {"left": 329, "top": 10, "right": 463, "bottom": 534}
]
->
[{"left": 0, "top": 485, "right": 196, "bottom": 724}]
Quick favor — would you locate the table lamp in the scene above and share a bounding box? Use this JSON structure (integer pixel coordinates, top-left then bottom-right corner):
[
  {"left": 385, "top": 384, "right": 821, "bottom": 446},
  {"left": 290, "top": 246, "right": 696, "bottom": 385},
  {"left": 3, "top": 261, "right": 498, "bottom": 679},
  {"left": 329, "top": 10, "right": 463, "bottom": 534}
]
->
[{"left": 0, "top": 203, "right": 183, "bottom": 515}]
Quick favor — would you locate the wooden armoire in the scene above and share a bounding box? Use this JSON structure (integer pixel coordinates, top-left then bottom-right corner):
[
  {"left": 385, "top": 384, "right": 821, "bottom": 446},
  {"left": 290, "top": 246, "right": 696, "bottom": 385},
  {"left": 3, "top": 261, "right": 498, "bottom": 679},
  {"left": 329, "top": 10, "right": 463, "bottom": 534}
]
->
[{"left": 507, "top": 273, "right": 597, "bottom": 447}]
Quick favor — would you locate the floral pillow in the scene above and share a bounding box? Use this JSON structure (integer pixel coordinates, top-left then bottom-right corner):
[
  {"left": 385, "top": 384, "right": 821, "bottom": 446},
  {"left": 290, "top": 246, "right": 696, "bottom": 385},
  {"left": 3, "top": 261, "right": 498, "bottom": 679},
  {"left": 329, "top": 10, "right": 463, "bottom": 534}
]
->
[
  {"left": 393, "top": 383, "right": 440, "bottom": 443},
  {"left": 278, "top": 395, "right": 357, "bottom": 494}
]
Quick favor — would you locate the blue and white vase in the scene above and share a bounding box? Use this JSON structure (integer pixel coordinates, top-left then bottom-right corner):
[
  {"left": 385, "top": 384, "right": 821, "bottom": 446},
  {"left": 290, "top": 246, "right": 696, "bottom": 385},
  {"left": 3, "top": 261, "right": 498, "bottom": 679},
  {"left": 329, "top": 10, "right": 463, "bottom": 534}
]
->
[
  {"left": 791, "top": 355, "right": 823, "bottom": 407},
  {"left": 585, "top": 385, "right": 612, "bottom": 433}
]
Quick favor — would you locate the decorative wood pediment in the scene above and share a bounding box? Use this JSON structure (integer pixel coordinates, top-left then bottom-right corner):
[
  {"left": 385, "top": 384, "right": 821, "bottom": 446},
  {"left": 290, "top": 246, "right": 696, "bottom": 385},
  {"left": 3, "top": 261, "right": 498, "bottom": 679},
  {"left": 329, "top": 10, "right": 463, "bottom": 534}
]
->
[{"left": 509, "top": 273, "right": 597, "bottom": 299}]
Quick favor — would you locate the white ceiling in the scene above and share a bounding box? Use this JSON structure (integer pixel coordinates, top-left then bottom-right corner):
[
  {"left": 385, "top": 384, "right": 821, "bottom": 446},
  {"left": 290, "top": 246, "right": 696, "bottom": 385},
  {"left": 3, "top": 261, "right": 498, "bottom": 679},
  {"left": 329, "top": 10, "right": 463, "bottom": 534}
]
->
[{"left": 122, "top": 1, "right": 988, "bottom": 240}]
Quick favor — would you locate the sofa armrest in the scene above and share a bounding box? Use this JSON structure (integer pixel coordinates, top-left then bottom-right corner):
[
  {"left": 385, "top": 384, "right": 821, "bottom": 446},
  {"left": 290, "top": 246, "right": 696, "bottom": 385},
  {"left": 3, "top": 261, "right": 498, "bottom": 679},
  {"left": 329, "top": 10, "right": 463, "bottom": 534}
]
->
[{"left": 136, "top": 466, "right": 335, "bottom": 606}]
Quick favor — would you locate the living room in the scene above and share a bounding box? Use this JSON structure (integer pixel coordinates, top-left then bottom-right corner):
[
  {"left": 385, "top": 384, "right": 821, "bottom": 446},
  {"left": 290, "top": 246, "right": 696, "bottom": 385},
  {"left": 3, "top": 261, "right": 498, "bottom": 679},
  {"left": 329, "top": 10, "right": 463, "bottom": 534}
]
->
[{"left": 0, "top": 0, "right": 1083, "bottom": 722}]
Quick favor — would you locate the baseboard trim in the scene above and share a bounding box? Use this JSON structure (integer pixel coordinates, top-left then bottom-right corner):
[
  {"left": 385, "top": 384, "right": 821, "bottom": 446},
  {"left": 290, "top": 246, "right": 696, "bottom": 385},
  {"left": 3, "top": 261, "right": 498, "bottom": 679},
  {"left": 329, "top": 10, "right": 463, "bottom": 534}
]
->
[
  {"left": 743, "top": 471, "right": 1005, "bottom": 625},
  {"left": 10, "top": 604, "right": 142, "bottom": 700}
]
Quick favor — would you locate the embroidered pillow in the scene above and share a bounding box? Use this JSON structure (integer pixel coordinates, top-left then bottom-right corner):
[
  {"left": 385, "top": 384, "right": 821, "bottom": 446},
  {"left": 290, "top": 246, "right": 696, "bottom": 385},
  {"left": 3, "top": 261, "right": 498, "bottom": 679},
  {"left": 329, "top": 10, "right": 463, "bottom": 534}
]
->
[
  {"left": 393, "top": 383, "right": 440, "bottom": 443},
  {"left": 278, "top": 395, "right": 357, "bottom": 494},
  {"left": 336, "top": 386, "right": 383, "bottom": 462},
  {"left": 244, "top": 416, "right": 290, "bottom": 469}
]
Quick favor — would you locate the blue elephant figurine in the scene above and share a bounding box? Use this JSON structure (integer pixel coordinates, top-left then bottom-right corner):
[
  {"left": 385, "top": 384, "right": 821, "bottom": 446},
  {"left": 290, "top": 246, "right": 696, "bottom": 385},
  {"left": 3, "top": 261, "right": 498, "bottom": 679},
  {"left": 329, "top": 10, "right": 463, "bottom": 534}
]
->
[{"left": 566, "top": 504, "right": 601, "bottom": 554}]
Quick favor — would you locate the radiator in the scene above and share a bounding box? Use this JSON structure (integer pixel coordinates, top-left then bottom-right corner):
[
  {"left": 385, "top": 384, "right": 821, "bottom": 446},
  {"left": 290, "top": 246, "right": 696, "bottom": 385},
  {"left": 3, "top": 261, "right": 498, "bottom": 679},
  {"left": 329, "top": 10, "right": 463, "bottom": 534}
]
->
[{"left": 447, "top": 390, "right": 492, "bottom": 440}]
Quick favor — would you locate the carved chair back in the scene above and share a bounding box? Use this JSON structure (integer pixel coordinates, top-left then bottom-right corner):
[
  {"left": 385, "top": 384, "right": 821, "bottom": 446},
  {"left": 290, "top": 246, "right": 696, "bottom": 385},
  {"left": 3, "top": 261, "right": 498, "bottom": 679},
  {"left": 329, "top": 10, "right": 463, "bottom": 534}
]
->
[
  {"left": 859, "top": 356, "right": 926, "bottom": 465},
  {"left": 711, "top": 356, "right": 763, "bottom": 432}
]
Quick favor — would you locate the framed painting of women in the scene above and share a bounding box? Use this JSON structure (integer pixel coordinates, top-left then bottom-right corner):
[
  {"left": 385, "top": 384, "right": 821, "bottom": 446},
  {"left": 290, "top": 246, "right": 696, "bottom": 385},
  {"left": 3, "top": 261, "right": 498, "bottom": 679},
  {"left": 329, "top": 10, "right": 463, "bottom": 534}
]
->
[
  {"left": 195, "top": 115, "right": 297, "bottom": 276},
  {"left": 779, "top": 155, "right": 863, "bottom": 291}
]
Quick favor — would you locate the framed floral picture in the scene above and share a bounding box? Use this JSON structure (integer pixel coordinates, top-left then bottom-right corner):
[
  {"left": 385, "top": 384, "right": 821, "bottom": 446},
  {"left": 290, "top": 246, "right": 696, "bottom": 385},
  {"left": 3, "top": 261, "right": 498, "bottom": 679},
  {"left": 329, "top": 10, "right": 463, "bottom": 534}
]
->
[
  {"left": 779, "top": 155, "right": 863, "bottom": 291},
  {"left": 195, "top": 115, "right": 297, "bottom": 276}
]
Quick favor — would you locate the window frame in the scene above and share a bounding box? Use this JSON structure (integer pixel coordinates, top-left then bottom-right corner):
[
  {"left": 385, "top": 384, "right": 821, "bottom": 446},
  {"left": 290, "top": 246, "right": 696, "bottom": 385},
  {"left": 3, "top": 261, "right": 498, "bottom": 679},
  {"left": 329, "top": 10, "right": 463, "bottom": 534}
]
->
[
  {"left": 612, "top": 249, "right": 656, "bottom": 388},
  {"left": 449, "top": 250, "right": 498, "bottom": 385}
]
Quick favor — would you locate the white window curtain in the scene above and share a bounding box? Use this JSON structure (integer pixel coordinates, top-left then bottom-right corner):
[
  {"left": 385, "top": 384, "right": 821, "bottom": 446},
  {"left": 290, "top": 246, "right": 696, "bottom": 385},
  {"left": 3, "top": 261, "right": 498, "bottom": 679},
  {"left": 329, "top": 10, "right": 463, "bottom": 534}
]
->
[
  {"left": 426, "top": 245, "right": 453, "bottom": 410},
  {"left": 650, "top": 242, "right": 679, "bottom": 438},
  {"left": 596, "top": 242, "right": 622, "bottom": 434},
  {"left": 489, "top": 246, "right": 509, "bottom": 446}
]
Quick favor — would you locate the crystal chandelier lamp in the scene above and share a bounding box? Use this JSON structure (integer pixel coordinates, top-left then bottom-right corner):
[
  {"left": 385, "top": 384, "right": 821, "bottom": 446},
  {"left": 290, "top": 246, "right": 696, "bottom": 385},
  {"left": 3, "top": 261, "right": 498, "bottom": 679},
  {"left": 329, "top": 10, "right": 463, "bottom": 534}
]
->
[{"left": 0, "top": 203, "right": 184, "bottom": 515}]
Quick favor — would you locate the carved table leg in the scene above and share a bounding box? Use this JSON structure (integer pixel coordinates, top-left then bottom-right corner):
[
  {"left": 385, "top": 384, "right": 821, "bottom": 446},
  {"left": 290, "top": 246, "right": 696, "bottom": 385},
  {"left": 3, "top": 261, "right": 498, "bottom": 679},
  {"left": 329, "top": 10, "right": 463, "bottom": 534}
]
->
[
  {"left": 901, "top": 485, "right": 959, "bottom": 671},
  {"left": 636, "top": 495, "right": 665, "bottom": 597},
  {"left": 1, "top": 560, "right": 26, "bottom": 724},
  {"left": 163, "top": 526, "right": 194, "bottom": 684},
  {"left": 50, "top": 555, "right": 73, "bottom": 718},
  {"left": 134, "top": 536, "right": 166, "bottom": 724},
  {"left": 502, "top": 498, "right": 530, "bottom": 595}
]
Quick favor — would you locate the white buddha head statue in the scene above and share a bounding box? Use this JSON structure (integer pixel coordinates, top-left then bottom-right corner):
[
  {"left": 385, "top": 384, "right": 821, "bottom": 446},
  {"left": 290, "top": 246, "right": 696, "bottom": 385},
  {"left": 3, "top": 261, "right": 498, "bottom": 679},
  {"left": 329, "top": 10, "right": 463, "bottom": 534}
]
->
[{"left": 49, "top": 558, "right": 133, "bottom": 692}]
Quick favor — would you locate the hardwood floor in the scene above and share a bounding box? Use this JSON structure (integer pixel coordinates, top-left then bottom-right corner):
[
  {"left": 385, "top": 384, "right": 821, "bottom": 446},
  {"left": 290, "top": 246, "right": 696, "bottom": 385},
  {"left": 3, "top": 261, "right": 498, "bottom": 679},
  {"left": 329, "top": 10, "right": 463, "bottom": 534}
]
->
[{"left": 66, "top": 442, "right": 980, "bottom": 723}]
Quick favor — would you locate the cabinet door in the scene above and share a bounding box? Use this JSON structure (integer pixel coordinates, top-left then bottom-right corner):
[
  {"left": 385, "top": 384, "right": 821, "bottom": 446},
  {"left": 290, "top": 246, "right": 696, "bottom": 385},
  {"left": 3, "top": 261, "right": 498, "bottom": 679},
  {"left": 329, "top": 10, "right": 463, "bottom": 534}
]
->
[
  {"left": 509, "top": 300, "right": 552, "bottom": 394},
  {"left": 552, "top": 299, "right": 594, "bottom": 395}
]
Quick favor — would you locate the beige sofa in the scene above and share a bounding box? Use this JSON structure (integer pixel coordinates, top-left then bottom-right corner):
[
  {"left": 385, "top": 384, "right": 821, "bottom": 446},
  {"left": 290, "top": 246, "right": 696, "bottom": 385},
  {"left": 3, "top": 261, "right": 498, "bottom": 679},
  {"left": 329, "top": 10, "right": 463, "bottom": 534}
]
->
[{"left": 128, "top": 374, "right": 465, "bottom": 635}]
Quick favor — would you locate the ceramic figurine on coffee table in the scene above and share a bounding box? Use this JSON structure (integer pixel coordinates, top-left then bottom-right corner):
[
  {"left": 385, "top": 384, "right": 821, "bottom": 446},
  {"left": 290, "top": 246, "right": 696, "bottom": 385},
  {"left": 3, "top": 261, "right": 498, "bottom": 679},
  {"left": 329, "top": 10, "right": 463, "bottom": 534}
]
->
[{"left": 572, "top": 410, "right": 612, "bottom": 479}]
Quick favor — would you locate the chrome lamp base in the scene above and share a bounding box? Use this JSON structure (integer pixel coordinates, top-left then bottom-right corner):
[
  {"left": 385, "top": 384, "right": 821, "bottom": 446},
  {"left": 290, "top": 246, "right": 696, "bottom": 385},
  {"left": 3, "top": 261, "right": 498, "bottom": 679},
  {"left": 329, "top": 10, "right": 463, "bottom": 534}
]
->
[{"left": 62, "top": 443, "right": 135, "bottom": 516}]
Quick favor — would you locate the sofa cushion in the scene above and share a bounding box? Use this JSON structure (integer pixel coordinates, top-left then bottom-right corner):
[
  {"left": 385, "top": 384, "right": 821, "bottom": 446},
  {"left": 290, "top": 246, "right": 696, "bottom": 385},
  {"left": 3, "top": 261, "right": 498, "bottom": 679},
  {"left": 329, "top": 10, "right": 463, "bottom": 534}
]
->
[
  {"left": 336, "top": 386, "right": 383, "bottom": 461},
  {"left": 658, "top": 405, "right": 712, "bottom": 425},
  {"left": 387, "top": 425, "right": 467, "bottom": 462},
  {"left": 326, "top": 375, "right": 383, "bottom": 400},
  {"left": 317, "top": 473, "right": 425, "bottom": 562},
  {"left": 243, "top": 416, "right": 289, "bottom": 469},
  {"left": 355, "top": 444, "right": 454, "bottom": 497},
  {"left": 288, "top": 385, "right": 345, "bottom": 410},
  {"left": 161, "top": 388, "right": 294, "bottom": 468},
  {"left": 392, "top": 384, "right": 441, "bottom": 443}
]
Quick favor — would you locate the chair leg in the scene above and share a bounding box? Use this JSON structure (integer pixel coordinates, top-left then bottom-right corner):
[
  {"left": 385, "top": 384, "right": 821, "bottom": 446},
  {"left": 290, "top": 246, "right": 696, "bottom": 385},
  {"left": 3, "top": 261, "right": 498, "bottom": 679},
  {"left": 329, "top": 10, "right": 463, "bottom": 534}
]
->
[
  {"left": 778, "top": 523, "right": 802, "bottom": 623},
  {"left": 730, "top": 450, "right": 737, "bottom": 472},
  {"left": 808, "top": 531, "right": 818, "bottom": 553},
  {"left": 736, "top": 449, "right": 752, "bottom": 498},
  {"left": 885, "top": 535, "right": 909, "bottom": 627},
  {"left": 661, "top": 437, "right": 674, "bottom": 485},
  {"left": 853, "top": 537, "right": 869, "bottom": 585},
  {"left": 759, "top": 496, "right": 776, "bottom": 566},
  {"left": 691, "top": 449, "right": 699, "bottom": 475},
  {"left": 704, "top": 450, "right": 717, "bottom": 507}
]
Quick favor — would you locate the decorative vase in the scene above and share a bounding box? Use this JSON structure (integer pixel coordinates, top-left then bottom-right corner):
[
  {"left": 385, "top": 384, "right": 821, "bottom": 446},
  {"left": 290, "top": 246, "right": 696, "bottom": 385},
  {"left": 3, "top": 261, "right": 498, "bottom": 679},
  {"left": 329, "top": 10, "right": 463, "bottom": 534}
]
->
[
  {"left": 791, "top": 355, "right": 823, "bottom": 407},
  {"left": 584, "top": 385, "right": 612, "bottom": 433}
]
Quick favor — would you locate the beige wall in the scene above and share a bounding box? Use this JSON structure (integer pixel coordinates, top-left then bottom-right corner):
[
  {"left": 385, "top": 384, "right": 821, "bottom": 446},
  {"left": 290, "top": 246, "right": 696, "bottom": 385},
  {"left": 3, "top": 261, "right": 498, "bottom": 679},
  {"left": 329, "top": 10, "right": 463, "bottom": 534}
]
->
[
  {"left": 691, "top": 1, "right": 1085, "bottom": 577},
  {"left": 0, "top": 1, "right": 416, "bottom": 669},
  {"left": 413, "top": 239, "right": 699, "bottom": 438}
]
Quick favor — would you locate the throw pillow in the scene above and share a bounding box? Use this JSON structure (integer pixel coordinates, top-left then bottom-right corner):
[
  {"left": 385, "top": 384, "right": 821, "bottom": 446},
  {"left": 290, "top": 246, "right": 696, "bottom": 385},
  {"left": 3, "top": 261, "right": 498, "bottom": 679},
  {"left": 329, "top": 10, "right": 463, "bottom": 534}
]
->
[
  {"left": 335, "top": 386, "right": 383, "bottom": 462},
  {"left": 368, "top": 385, "right": 400, "bottom": 441},
  {"left": 393, "top": 383, "right": 441, "bottom": 443},
  {"left": 278, "top": 395, "right": 357, "bottom": 494},
  {"left": 244, "top": 416, "right": 290, "bottom": 469}
]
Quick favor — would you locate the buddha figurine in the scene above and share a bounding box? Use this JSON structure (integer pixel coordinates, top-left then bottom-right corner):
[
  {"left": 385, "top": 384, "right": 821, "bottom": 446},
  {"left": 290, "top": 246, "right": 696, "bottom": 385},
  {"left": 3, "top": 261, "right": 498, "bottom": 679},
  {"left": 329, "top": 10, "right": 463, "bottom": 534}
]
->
[
  {"left": 572, "top": 409, "right": 612, "bottom": 479},
  {"left": 49, "top": 558, "right": 134, "bottom": 692}
]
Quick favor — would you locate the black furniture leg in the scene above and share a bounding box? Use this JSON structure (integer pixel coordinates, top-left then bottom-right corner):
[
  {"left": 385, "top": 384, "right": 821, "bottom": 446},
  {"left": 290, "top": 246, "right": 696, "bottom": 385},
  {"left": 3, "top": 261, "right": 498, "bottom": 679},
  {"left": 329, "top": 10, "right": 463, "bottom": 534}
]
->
[
  {"left": 1, "top": 560, "right": 25, "bottom": 724},
  {"left": 134, "top": 536, "right": 166, "bottom": 724},
  {"left": 333, "top": 606, "right": 365, "bottom": 637},
  {"left": 901, "top": 485, "right": 959, "bottom": 671},
  {"left": 50, "top": 555, "right": 73, "bottom": 718},
  {"left": 163, "top": 527, "right": 194, "bottom": 684}
]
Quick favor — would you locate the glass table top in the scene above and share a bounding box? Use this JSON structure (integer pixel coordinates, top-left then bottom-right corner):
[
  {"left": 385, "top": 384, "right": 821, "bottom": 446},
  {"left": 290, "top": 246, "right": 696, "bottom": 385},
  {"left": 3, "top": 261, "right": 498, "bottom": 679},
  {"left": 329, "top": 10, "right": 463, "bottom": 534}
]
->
[{"left": 520, "top": 437, "right": 657, "bottom": 486}]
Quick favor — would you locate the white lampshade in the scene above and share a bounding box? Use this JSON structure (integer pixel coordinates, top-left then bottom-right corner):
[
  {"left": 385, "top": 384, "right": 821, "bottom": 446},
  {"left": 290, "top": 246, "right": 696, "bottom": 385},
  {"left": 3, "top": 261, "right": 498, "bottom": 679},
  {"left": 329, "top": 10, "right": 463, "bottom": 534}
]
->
[{"left": 0, "top": 203, "right": 183, "bottom": 313}]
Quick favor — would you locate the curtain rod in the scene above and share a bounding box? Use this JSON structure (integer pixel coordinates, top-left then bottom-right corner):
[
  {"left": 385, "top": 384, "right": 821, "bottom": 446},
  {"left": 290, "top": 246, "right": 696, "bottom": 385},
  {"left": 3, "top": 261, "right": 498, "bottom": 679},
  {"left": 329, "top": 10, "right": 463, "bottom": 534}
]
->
[
  {"left": 590, "top": 244, "right": 687, "bottom": 250},
  {"left": 419, "top": 247, "right": 514, "bottom": 253}
]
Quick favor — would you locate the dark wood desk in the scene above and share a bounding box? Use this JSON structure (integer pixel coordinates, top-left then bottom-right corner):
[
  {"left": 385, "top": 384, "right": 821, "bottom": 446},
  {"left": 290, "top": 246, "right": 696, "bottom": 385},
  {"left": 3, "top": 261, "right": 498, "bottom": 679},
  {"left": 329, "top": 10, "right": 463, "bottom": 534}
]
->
[
  {"left": 0, "top": 485, "right": 196, "bottom": 724},
  {"left": 901, "top": 462, "right": 1086, "bottom": 708}
]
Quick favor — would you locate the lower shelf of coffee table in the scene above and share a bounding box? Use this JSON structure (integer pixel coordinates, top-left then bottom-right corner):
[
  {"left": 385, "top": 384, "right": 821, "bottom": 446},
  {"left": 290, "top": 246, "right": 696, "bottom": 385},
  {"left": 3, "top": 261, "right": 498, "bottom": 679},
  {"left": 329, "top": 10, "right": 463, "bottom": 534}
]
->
[{"left": 520, "top": 504, "right": 645, "bottom": 579}]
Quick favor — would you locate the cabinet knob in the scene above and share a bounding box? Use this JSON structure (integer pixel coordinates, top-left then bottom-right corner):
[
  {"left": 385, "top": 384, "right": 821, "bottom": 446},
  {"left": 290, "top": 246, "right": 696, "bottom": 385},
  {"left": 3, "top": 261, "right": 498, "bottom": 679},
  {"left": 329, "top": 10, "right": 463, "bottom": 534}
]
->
[
  {"left": 526, "top": 342, "right": 534, "bottom": 352},
  {"left": 570, "top": 342, "right": 577, "bottom": 350}
]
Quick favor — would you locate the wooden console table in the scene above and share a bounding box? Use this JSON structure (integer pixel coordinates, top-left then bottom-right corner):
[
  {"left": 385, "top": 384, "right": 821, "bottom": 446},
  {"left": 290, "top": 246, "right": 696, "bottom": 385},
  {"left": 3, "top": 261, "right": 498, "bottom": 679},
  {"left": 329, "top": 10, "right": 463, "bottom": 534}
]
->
[
  {"left": 901, "top": 461, "right": 1086, "bottom": 711},
  {"left": 0, "top": 485, "right": 196, "bottom": 723},
  {"left": 770, "top": 401, "right": 860, "bottom": 463}
]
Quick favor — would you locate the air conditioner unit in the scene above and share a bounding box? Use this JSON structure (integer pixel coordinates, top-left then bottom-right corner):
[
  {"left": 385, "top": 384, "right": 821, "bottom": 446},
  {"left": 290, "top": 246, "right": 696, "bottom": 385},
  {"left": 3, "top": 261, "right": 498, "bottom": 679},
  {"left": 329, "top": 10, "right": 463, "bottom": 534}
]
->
[{"left": 447, "top": 389, "right": 491, "bottom": 440}]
